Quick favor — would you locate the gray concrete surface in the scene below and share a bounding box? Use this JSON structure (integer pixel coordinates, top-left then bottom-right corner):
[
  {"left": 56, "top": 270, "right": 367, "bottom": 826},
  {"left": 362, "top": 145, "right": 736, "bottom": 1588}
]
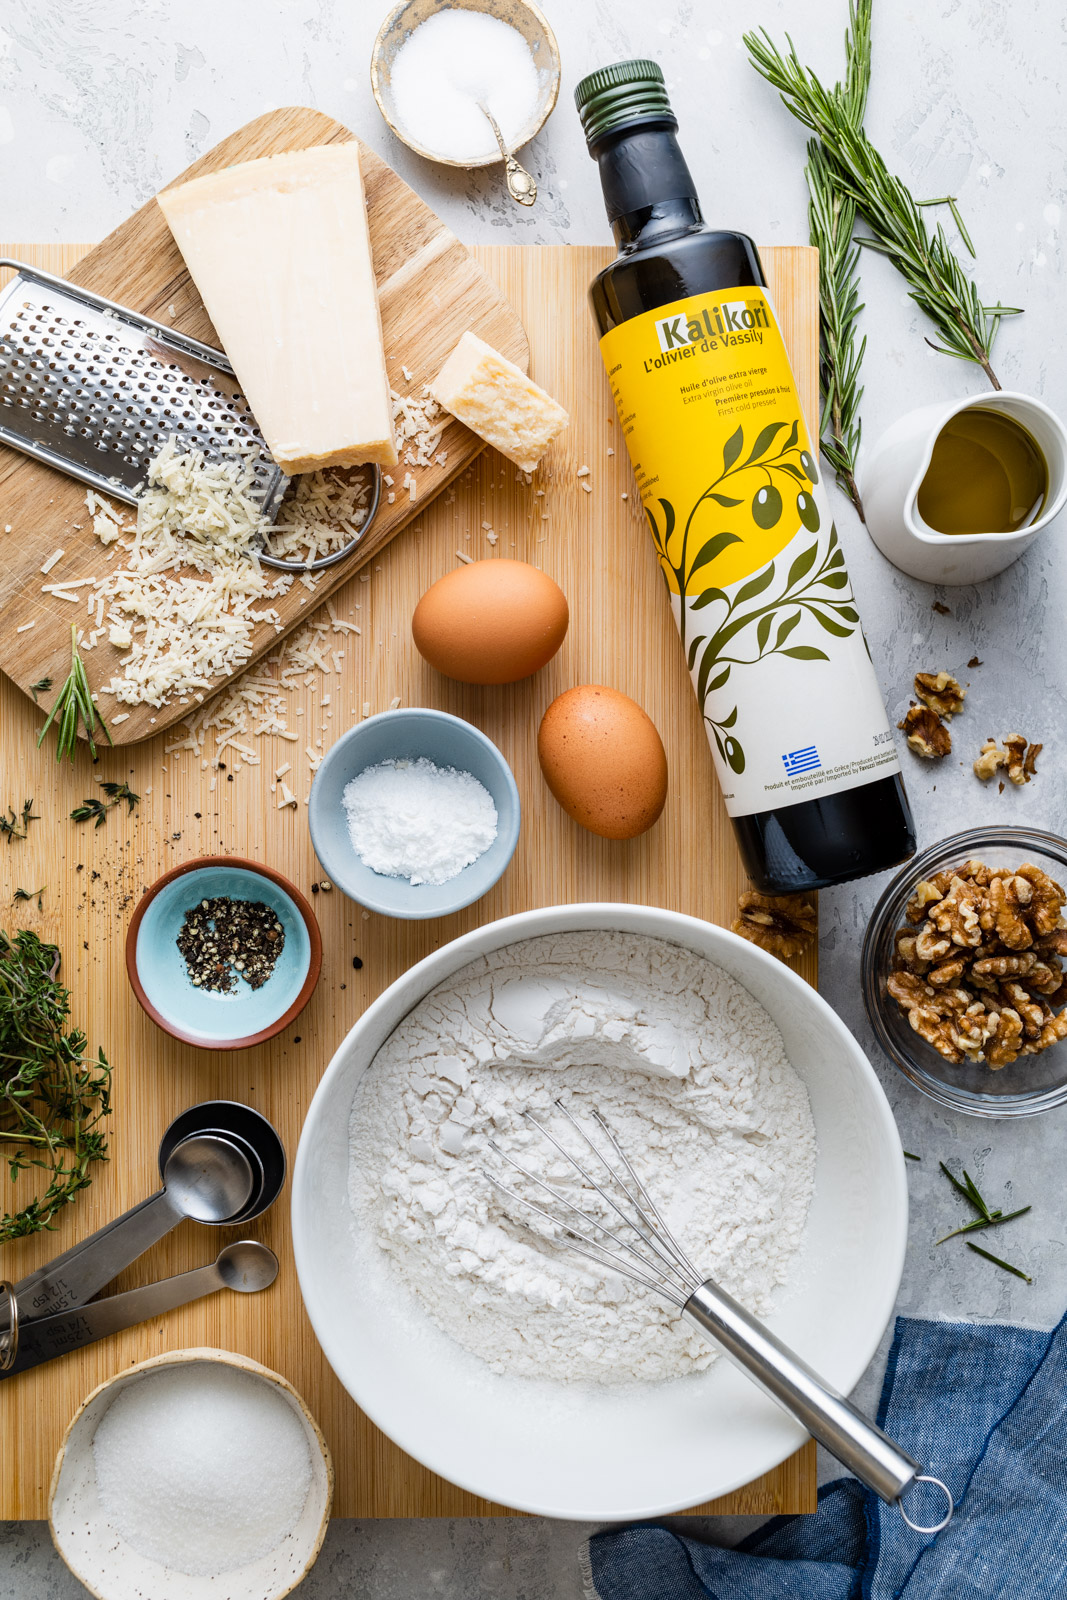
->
[{"left": 2, "top": 0, "right": 1066, "bottom": 1592}]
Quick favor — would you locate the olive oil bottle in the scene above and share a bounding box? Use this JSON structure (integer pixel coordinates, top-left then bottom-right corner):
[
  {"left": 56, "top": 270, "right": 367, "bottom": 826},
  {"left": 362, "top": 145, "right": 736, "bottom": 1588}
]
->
[{"left": 576, "top": 59, "right": 915, "bottom": 893}]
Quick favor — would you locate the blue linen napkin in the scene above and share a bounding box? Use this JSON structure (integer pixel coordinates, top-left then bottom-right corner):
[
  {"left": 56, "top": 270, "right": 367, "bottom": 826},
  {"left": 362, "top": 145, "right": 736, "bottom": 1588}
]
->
[{"left": 585, "top": 1307, "right": 1067, "bottom": 1599}]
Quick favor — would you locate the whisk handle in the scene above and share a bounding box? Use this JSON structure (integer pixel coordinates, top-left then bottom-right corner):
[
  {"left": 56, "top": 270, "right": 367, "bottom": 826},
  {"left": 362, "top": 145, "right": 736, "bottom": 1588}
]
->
[{"left": 684, "top": 1280, "right": 920, "bottom": 1507}]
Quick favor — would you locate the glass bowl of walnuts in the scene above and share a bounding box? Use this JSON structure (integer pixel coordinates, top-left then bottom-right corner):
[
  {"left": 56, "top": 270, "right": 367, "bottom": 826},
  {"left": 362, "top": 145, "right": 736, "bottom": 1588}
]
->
[{"left": 862, "top": 826, "right": 1067, "bottom": 1116}]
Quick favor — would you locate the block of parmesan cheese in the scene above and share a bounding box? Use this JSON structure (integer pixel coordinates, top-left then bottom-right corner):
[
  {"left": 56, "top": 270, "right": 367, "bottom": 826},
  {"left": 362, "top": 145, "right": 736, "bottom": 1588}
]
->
[
  {"left": 158, "top": 143, "right": 397, "bottom": 474},
  {"left": 431, "top": 332, "right": 568, "bottom": 474}
]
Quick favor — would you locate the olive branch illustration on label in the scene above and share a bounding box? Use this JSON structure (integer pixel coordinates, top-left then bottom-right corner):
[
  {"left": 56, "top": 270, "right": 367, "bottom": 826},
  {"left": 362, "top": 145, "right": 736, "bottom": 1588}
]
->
[{"left": 645, "top": 418, "right": 859, "bottom": 775}]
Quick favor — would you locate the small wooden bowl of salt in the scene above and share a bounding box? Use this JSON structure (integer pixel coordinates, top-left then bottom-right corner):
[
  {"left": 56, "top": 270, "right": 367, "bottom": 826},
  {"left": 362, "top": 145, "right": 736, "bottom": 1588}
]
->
[
  {"left": 371, "top": 0, "right": 561, "bottom": 170},
  {"left": 49, "top": 1348, "right": 333, "bottom": 1600}
]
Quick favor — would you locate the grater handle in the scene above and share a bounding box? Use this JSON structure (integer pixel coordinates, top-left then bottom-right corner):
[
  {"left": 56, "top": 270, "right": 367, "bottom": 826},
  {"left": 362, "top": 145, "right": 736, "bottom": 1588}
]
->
[{"left": 683, "top": 1280, "right": 951, "bottom": 1531}]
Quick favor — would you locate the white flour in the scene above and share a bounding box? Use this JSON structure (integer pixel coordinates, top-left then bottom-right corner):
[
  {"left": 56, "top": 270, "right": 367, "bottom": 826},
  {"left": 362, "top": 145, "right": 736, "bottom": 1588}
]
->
[{"left": 348, "top": 931, "right": 816, "bottom": 1385}]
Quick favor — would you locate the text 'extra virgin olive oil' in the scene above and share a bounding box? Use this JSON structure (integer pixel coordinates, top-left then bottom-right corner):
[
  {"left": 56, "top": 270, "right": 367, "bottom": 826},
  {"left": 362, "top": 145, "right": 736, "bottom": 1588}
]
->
[
  {"left": 916, "top": 407, "right": 1048, "bottom": 536},
  {"left": 576, "top": 59, "right": 915, "bottom": 893}
]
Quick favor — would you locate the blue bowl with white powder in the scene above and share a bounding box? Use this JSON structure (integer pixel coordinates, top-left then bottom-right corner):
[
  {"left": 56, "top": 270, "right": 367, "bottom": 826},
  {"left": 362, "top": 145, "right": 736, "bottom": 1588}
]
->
[{"left": 308, "top": 709, "right": 520, "bottom": 919}]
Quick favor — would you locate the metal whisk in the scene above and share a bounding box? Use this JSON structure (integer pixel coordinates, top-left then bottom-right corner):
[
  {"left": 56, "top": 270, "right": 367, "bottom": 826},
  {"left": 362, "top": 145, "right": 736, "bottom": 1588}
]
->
[{"left": 486, "top": 1100, "right": 953, "bottom": 1536}]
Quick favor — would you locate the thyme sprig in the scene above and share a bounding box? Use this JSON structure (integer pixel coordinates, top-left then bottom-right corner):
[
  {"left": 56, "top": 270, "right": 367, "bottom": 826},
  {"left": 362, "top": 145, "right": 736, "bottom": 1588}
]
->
[
  {"left": 12, "top": 888, "right": 46, "bottom": 911},
  {"left": 0, "top": 929, "right": 111, "bottom": 1239},
  {"left": 745, "top": 15, "right": 1021, "bottom": 390},
  {"left": 37, "top": 625, "right": 113, "bottom": 765},
  {"left": 70, "top": 782, "right": 140, "bottom": 829},
  {"left": 0, "top": 800, "right": 38, "bottom": 844}
]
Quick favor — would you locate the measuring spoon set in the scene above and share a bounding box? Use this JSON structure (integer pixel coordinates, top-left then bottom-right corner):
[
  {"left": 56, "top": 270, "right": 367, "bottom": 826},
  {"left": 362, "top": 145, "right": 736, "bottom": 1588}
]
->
[{"left": 0, "top": 1101, "right": 285, "bottom": 1376}]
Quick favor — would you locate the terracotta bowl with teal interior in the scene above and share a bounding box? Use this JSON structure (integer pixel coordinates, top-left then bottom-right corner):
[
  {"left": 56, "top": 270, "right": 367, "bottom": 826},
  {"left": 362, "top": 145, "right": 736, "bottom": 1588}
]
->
[{"left": 126, "top": 857, "right": 321, "bottom": 1050}]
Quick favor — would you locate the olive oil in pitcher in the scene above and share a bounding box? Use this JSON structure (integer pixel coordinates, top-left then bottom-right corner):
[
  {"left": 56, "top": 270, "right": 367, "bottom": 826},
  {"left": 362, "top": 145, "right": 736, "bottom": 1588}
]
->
[
  {"left": 576, "top": 59, "right": 915, "bottom": 893},
  {"left": 916, "top": 407, "right": 1048, "bottom": 536}
]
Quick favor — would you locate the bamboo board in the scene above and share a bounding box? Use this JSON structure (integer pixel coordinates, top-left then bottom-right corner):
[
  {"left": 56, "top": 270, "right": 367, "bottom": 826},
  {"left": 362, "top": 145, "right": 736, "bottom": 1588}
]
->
[
  {"left": 0, "top": 107, "right": 527, "bottom": 744},
  {"left": 0, "top": 240, "right": 819, "bottom": 1520}
]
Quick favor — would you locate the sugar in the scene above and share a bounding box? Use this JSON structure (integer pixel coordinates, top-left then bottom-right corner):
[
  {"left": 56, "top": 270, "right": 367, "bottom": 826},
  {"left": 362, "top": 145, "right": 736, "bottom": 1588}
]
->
[
  {"left": 92, "top": 1363, "right": 312, "bottom": 1576},
  {"left": 388, "top": 10, "right": 540, "bottom": 164}
]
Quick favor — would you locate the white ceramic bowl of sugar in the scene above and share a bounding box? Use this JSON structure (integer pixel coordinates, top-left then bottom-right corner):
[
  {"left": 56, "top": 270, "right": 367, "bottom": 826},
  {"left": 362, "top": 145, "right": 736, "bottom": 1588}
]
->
[
  {"left": 49, "top": 1348, "right": 333, "bottom": 1600},
  {"left": 292, "top": 902, "right": 908, "bottom": 1521}
]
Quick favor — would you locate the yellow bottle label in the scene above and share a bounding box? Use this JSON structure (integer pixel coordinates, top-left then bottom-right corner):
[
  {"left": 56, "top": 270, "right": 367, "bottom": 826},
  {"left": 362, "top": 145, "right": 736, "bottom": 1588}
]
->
[{"left": 600, "top": 285, "right": 900, "bottom": 818}]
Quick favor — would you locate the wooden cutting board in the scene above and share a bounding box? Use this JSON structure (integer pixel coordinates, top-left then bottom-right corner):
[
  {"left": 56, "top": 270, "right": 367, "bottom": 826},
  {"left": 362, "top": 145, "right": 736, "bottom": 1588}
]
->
[
  {"left": 0, "top": 107, "right": 526, "bottom": 745},
  {"left": 0, "top": 239, "right": 818, "bottom": 1520}
]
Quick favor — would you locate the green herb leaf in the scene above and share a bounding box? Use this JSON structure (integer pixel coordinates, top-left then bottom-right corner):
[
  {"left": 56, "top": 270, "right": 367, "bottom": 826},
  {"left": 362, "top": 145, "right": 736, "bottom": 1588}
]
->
[
  {"left": 37, "top": 626, "right": 113, "bottom": 765},
  {"left": 29, "top": 678, "right": 52, "bottom": 704},
  {"left": 967, "top": 1241, "right": 1031, "bottom": 1282},
  {"left": 903, "top": 1150, "right": 921, "bottom": 1161},
  {"left": 937, "top": 1205, "right": 1031, "bottom": 1245}
]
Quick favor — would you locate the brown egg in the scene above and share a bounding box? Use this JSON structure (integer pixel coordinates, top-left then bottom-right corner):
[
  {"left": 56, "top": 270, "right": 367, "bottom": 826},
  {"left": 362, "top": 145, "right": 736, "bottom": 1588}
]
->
[
  {"left": 412, "top": 559, "right": 569, "bottom": 685},
  {"left": 538, "top": 685, "right": 668, "bottom": 839}
]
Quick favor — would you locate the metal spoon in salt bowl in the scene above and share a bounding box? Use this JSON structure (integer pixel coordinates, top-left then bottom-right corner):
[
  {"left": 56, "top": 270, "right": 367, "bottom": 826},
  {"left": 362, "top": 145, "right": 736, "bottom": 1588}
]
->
[{"left": 477, "top": 100, "right": 537, "bottom": 205}]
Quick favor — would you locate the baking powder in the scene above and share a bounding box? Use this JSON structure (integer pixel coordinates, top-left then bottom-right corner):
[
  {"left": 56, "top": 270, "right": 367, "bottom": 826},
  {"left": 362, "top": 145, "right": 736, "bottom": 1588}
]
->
[
  {"left": 342, "top": 756, "right": 497, "bottom": 885},
  {"left": 348, "top": 931, "right": 817, "bottom": 1385}
]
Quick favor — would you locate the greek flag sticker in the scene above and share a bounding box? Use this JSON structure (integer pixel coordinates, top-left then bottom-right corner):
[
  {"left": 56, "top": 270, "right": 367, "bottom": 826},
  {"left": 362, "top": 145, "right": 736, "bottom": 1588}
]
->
[{"left": 782, "top": 746, "right": 821, "bottom": 776}]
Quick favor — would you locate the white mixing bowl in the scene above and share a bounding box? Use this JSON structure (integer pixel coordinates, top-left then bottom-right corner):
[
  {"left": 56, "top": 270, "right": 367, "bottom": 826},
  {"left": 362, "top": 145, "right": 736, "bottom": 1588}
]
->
[{"left": 292, "top": 904, "right": 907, "bottom": 1520}]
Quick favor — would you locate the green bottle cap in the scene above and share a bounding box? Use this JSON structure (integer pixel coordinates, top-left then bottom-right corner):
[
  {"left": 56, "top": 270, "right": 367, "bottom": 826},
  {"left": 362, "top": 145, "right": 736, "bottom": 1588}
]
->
[{"left": 574, "top": 59, "right": 676, "bottom": 147}]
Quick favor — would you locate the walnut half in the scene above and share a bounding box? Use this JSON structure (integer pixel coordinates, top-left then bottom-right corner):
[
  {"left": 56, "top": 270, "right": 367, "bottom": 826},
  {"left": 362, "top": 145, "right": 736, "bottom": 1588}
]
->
[
  {"left": 914, "top": 670, "right": 966, "bottom": 718},
  {"left": 732, "top": 892, "right": 816, "bottom": 960},
  {"left": 899, "top": 705, "right": 951, "bottom": 759}
]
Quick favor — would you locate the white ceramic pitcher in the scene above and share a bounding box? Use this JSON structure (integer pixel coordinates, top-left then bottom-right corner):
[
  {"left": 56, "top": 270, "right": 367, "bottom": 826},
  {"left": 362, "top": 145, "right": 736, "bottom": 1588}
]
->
[{"left": 862, "top": 390, "right": 1067, "bottom": 585}]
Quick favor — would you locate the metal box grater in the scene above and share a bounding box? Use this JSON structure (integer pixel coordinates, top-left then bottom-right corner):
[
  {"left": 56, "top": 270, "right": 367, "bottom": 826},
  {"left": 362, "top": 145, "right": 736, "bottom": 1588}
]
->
[{"left": 0, "top": 257, "right": 288, "bottom": 519}]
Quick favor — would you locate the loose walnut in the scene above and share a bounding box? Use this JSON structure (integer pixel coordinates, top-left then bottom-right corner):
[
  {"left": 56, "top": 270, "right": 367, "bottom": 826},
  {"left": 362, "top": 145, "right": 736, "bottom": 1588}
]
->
[
  {"left": 886, "top": 855, "right": 1067, "bottom": 1071},
  {"left": 899, "top": 704, "right": 951, "bottom": 759},
  {"left": 732, "top": 891, "right": 816, "bottom": 960},
  {"left": 974, "top": 735, "right": 1042, "bottom": 784},
  {"left": 914, "top": 670, "right": 966, "bottom": 718},
  {"left": 974, "top": 739, "right": 1008, "bottom": 782}
]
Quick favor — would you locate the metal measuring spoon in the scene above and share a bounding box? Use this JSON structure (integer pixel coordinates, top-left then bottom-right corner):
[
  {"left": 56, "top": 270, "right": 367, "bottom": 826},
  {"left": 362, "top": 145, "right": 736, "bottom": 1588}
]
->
[
  {"left": 13, "top": 1132, "right": 254, "bottom": 1323},
  {"left": 477, "top": 102, "right": 537, "bottom": 206},
  {"left": 2, "top": 1241, "right": 278, "bottom": 1377},
  {"left": 14, "top": 1101, "right": 285, "bottom": 1321}
]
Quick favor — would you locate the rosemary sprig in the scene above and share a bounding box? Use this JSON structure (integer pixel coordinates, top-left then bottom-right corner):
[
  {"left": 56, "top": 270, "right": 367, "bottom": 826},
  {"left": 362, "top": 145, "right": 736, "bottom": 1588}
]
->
[
  {"left": 745, "top": 21, "right": 1022, "bottom": 388},
  {"left": 70, "top": 781, "right": 140, "bottom": 829},
  {"left": 967, "top": 1242, "right": 1031, "bottom": 1283},
  {"left": 938, "top": 1161, "right": 1031, "bottom": 1278},
  {"left": 0, "top": 800, "right": 38, "bottom": 844},
  {"left": 808, "top": 139, "right": 867, "bottom": 517},
  {"left": 937, "top": 1206, "right": 1031, "bottom": 1246},
  {"left": 0, "top": 929, "right": 111, "bottom": 1239},
  {"left": 37, "top": 625, "right": 113, "bottom": 765}
]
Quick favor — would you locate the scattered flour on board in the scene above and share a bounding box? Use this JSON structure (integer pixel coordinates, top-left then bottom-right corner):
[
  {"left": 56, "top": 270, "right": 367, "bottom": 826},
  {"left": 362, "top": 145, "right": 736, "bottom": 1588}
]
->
[{"left": 348, "top": 931, "right": 817, "bottom": 1385}]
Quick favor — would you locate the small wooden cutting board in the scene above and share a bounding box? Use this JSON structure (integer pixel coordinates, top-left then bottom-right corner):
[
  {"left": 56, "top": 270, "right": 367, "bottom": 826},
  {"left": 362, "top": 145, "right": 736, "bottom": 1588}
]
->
[{"left": 0, "top": 107, "right": 527, "bottom": 745}]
